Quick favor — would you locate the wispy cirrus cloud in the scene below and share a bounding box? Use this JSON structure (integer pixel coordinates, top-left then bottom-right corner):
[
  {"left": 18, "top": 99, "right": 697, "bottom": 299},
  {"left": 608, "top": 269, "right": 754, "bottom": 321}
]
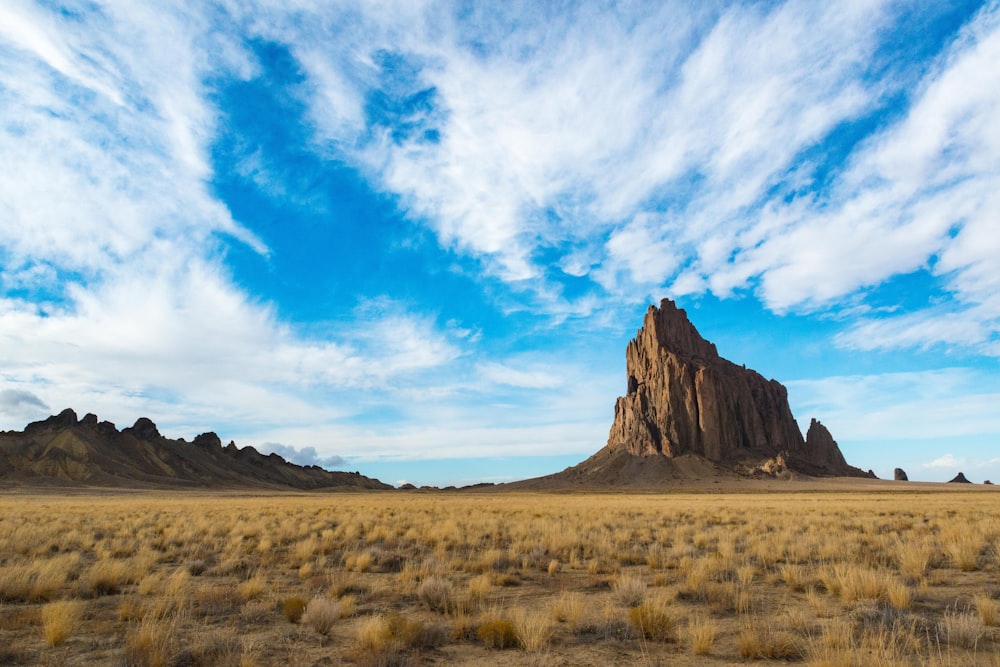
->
[
  {"left": 253, "top": 0, "right": 1000, "bottom": 360},
  {"left": 2, "top": 1, "right": 998, "bottom": 481},
  {"left": 749, "top": 2, "right": 1000, "bottom": 352}
]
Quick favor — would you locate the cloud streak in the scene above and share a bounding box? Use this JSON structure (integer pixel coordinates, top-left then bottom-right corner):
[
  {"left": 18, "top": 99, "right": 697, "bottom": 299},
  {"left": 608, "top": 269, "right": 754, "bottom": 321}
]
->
[{"left": 1, "top": 1, "right": 998, "bottom": 480}]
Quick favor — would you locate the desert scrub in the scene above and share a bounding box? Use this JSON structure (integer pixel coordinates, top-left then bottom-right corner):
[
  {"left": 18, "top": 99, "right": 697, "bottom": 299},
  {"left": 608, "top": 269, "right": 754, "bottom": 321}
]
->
[
  {"left": 612, "top": 573, "right": 647, "bottom": 607},
  {"left": 283, "top": 596, "right": 306, "bottom": 623},
  {"left": 467, "top": 573, "right": 492, "bottom": 602},
  {"left": 125, "top": 613, "right": 180, "bottom": 667},
  {"left": 894, "top": 537, "right": 932, "bottom": 582},
  {"left": 236, "top": 573, "right": 266, "bottom": 601},
  {"left": 163, "top": 567, "right": 190, "bottom": 598},
  {"left": 628, "top": 597, "right": 677, "bottom": 642},
  {"left": 477, "top": 617, "right": 518, "bottom": 649},
  {"left": 301, "top": 597, "right": 341, "bottom": 636},
  {"left": 551, "top": 591, "right": 586, "bottom": 628},
  {"left": 513, "top": 608, "right": 555, "bottom": 651},
  {"left": 686, "top": 614, "right": 717, "bottom": 655},
  {"left": 83, "top": 558, "right": 131, "bottom": 596},
  {"left": 940, "top": 526, "right": 984, "bottom": 572},
  {"left": 353, "top": 613, "right": 447, "bottom": 665},
  {"left": 417, "top": 575, "right": 453, "bottom": 614},
  {"left": 975, "top": 594, "right": 999, "bottom": 626},
  {"left": 939, "top": 608, "right": 985, "bottom": 649},
  {"left": 738, "top": 619, "right": 803, "bottom": 660},
  {"left": 41, "top": 599, "right": 84, "bottom": 646},
  {"left": 30, "top": 553, "right": 79, "bottom": 601}
]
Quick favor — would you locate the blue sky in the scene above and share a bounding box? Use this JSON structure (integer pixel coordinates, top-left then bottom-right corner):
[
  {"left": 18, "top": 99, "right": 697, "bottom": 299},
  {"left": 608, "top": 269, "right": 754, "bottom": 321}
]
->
[{"left": 1, "top": 0, "right": 999, "bottom": 486}]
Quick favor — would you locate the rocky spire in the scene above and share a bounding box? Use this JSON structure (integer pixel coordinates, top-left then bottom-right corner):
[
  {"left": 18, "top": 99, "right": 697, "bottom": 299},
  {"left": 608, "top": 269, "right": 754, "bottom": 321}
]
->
[{"left": 605, "top": 298, "right": 858, "bottom": 476}]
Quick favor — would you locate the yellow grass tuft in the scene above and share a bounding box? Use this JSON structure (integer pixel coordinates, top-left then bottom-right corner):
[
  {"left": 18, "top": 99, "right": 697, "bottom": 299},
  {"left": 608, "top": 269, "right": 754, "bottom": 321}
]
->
[
  {"left": 477, "top": 617, "right": 518, "bottom": 649},
  {"left": 41, "top": 599, "right": 84, "bottom": 646},
  {"left": 513, "top": 608, "right": 555, "bottom": 651},
  {"left": 686, "top": 614, "right": 716, "bottom": 655},
  {"left": 628, "top": 597, "right": 677, "bottom": 642}
]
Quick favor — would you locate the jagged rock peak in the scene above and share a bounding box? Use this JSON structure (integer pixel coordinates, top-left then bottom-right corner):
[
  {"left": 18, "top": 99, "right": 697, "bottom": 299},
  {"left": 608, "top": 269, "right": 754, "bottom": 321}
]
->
[
  {"left": 804, "top": 419, "right": 849, "bottom": 470},
  {"left": 25, "top": 408, "right": 78, "bottom": 432},
  {"left": 193, "top": 432, "right": 222, "bottom": 449},
  {"left": 894, "top": 468, "right": 908, "bottom": 481},
  {"left": 125, "top": 417, "right": 161, "bottom": 441},
  {"left": 605, "top": 299, "right": 862, "bottom": 477},
  {"left": 949, "top": 472, "right": 971, "bottom": 484},
  {"left": 638, "top": 299, "right": 718, "bottom": 361}
]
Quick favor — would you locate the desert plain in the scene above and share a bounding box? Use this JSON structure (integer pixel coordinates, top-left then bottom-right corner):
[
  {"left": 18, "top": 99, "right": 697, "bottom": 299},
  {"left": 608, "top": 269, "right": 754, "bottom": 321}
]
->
[{"left": 2, "top": 482, "right": 999, "bottom": 666}]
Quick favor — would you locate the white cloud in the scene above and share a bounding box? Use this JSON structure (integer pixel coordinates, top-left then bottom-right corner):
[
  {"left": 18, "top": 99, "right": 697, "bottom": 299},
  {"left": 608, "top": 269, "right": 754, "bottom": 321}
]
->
[
  {"left": 0, "top": 252, "right": 463, "bottom": 436},
  {"left": 260, "top": 443, "right": 347, "bottom": 469},
  {"left": 736, "top": 2, "right": 1000, "bottom": 347},
  {"left": 84, "top": 0, "right": 990, "bottom": 352},
  {"left": 923, "top": 454, "right": 965, "bottom": 470},
  {"left": 477, "top": 362, "right": 563, "bottom": 390},
  {"left": 788, "top": 368, "right": 1000, "bottom": 442}
]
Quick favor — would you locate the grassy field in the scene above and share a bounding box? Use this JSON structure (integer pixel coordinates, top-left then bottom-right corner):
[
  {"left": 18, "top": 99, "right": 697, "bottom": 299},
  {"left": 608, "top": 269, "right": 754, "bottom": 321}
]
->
[{"left": 1, "top": 488, "right": 999, "bottom": 665}]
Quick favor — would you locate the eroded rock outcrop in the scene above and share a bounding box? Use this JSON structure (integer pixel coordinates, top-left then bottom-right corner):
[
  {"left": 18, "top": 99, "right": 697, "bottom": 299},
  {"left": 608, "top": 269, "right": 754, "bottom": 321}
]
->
[
  {"left": 605, "top": 299, "right": 863, "bottom": 477},
  {"left": 949, "top": 472, "right": 972, "bottom": 484},
  {"left": 894, "top": 468, "right": 908, "bottom": 481},
  {"left": 0, "top": 411, "right": 391, "bottom": 490}
]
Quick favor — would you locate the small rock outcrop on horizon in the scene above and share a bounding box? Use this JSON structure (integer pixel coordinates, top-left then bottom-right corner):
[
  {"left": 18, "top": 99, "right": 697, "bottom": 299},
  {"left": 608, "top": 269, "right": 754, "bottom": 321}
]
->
[
  {"left": 894, "top": 468, "right": 908, "bottom": 481},
  {"left": 531, "top": 298, "right": 870, "bottom": 488},
  {"left": 949, "top": 472, "right": 972, "bottom": 484},
  {"left": 0, "top": 409, "right": 391, "bottom": 490}
]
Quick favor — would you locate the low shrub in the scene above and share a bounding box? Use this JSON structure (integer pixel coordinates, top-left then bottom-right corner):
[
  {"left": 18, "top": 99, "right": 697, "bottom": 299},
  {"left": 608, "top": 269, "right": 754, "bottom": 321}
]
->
[
  {"left": 283, "top": 597, "right": 306, "bottom": 624},
  {"left": 628, "top": 599, "right": 677, "bottom": 642},
  {"left": 477, "top": 618, "right": 518, "bottom": 649}
]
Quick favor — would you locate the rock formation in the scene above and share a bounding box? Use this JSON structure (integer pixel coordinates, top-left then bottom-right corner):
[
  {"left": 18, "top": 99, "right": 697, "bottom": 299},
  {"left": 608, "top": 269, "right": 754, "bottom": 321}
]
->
[
  {"left": 894, "top": 468, "right": 908, "bottom": 481},
  {"left": 0, "top": 409, "right": 391, "bottom": 490},
  {"left": 948, "top": 472, "right": 972, "bottom": 484},
  {"left": 603, "top": 299, "right": 863, "bottom": 477}
]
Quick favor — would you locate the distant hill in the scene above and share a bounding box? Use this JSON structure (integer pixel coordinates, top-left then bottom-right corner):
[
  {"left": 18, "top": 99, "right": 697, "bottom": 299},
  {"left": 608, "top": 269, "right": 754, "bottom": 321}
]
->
[{"left": 0, "top": 409, "right": 391, "bottom": 490}]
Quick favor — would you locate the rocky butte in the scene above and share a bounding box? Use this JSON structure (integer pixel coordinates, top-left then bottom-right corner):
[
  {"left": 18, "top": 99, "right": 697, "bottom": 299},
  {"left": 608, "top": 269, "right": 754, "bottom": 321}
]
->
[
  {"left": 532, "top": 298, "right": 870, "bottom": 487},
  {"left": 604, "top": 298, "right": 866, "bottom": 476}
]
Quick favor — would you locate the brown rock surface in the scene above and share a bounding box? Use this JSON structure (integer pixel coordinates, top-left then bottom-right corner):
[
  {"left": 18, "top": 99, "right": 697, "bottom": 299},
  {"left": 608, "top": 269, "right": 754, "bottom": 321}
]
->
[{"left": 602, "top": 299, "right": 863, "bottom": 477}]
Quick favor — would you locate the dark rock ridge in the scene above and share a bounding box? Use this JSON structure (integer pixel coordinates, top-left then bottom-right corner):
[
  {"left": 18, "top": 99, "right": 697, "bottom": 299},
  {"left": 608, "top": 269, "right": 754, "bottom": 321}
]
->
[
  {"left": 600, "top": 299, "right": 866, "bottom": 478},
  {"left": 949, "top": 472, "right": 972, "bottom": 484},
  {"left": 894, "top": 468, "right": 908, "bottom": 481},
  {"left": 0, "top": 409, "right": 390, "bottom": 490}
]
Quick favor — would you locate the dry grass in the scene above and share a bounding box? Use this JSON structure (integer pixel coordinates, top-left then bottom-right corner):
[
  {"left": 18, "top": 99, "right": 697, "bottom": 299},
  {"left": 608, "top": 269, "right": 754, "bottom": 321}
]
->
[
  {"left": 686, "top": 614, "right": 717, "bottom": 655},
  {"left": 628, "top": 595, "right": 678, "bottom": 642},
  {"left": 301, "top": 596, "right": 341, "bottom": 636},
  {"left": 513, "top": 608, "right": 555, "bottom": 651},
  {"left": 940, "top": 608, "right": 985, "bottom": 649},
  {"left": 40, "top": 599, "right": 84, "bottom": 646},
  {"left": 476, "top": 617, "right": 518, "bottom": 649},
  {"left": 551, "top": 591, "right": 587, "bottom": 628},
  {"left": 738, "top": 619, "right": 804, "bottom": 660},
  {"left": 612, "top": 572, "right": 647, "bottom": 607},
  {"left": 2, "top": 489, "right": 999, "bottom": 664}
]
